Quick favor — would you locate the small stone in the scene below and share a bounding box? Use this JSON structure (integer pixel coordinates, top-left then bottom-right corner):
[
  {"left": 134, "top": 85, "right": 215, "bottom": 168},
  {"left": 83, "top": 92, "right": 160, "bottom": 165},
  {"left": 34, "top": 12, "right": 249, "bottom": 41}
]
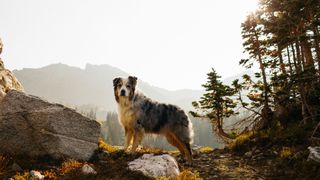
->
[
  {"left": 30, "top": 170, "right": 44, "bottom": 180},
  {"left": 244, "top": 151, "right": 253, "bottom": 158},
  {"left": 11, "top": 162, "right": 22, "bottom": 172},
  {"left": 81, "top": 164, "right": 97, "bottom": 175}
]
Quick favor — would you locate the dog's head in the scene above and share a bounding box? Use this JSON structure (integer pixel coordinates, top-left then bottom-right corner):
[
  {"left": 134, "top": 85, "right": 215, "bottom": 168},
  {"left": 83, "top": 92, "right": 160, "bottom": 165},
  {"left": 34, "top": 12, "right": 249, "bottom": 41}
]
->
[{"left": 113, "top": 76, "right": 138, "bottom": 102}]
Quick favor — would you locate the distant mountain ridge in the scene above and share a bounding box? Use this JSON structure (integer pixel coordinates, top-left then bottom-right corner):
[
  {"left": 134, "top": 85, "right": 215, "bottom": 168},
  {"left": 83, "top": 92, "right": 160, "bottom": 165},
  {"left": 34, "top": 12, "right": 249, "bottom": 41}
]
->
[{"left": 13, "top": 63, "right": 204, "bottom": 113}]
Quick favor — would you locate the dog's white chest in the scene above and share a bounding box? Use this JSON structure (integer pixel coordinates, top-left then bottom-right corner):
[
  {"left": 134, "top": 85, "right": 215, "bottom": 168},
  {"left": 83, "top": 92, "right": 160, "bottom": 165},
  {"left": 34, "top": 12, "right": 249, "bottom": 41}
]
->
[{"left": 117, "top": 104, "right": 139, "bottom": 128}]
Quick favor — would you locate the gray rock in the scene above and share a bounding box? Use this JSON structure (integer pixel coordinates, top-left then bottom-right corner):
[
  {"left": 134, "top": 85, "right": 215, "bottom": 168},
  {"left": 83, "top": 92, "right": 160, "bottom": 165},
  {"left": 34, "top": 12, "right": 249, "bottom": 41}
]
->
[
  {"left": 128, "top": 154, "right": 180, "bottom": 179},
  {"left": 244, "top": 151, "right": 253, "bottom": 158},
  {"left": 0, "top": 90, "right": 101, "bottom": 160}
]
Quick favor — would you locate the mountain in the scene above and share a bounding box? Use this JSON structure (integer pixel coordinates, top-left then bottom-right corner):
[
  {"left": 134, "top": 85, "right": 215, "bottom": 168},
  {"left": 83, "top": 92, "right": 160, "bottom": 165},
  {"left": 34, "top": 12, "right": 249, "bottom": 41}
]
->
[{"left": 13, "top": 63, "right": 204, "bottom": 117}]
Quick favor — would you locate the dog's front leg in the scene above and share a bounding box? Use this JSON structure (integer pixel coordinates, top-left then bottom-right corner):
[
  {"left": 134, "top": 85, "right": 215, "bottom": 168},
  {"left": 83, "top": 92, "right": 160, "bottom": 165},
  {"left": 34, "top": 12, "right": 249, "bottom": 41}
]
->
[
  {"left": 124, "top": 128, "right": 133, "bottom": 151},
  {"left": 131, "top": 125, "right": 144, "bottom": 152}
]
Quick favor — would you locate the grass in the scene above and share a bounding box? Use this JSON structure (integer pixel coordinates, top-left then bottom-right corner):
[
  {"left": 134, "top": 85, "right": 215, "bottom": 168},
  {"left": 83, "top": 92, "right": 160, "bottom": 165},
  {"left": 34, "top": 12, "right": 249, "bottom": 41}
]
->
[
  {"left": 59, "top": 159, "right": 83, "bottom": 175},
  {"left": 199, "top": 147, "right": 214, "bottom": 153},
  {"left": 11, "top": 172, "right": 32, "bottom": 180},
  {"left": 43, "top": 170, "right": 58, "bottom": 180},
  {"left": 98, "top": 139, "right": 119, "bottom": 153},
  {"left": 279, "top": 147, "right": 294, "bottom": 158},
  {"left": 228, "top": 131, "right": 255, "bottom": 151},
  {"left": 176, "top": 170, "right": 203, "bottom": 180}
]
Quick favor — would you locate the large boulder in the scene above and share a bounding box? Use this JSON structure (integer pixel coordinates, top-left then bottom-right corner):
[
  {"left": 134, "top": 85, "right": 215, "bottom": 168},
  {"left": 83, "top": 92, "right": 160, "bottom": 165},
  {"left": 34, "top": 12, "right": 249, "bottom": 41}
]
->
[
  {"left": 128, "top": 154, "right": 180, "bottom": 179},
  {"left": 0, "top": 90, "right": 101, "bottom": 160}
]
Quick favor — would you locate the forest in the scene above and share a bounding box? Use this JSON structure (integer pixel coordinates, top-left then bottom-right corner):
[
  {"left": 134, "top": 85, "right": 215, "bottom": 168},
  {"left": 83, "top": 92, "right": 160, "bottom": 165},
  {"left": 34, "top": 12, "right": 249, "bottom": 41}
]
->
[
  {"left": 190, "top": 0, "right": 320, "bottom": 178},
  {"left": 192, "top": 0, "right": 320, "bottom": 140}
]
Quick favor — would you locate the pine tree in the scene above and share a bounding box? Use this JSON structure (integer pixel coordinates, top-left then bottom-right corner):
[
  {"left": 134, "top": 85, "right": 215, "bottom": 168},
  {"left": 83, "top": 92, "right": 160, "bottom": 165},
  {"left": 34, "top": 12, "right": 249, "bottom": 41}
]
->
[
  {"left": 191, "top": 68, "right": 237, "bottom": 139},
  {"left": 241, "top": 12, "right": 273, "bottom": 129}
]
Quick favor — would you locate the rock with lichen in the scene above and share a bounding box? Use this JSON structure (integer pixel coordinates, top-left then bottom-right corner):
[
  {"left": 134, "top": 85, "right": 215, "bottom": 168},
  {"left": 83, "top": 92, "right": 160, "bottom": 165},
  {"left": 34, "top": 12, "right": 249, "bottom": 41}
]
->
[
  {"left": 0, "top": 90, "right": 101, "bottom": 160},
  {"left": 0, "top": 38, "right": 24, "bottom": 101}
]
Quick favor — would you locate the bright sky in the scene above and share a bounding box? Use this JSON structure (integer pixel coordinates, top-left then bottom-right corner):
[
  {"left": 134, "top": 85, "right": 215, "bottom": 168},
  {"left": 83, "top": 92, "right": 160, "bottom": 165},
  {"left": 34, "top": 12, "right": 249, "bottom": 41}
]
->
[{"left": 0, "top": 0, "right": 258, "bottom": 90}]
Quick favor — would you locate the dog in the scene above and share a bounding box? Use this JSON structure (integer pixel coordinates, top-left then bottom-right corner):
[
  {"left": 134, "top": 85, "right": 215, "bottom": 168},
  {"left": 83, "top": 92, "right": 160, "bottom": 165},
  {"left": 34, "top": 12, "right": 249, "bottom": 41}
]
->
[{"left": 113, "top": 76, "right": 194, "bottom": 163}]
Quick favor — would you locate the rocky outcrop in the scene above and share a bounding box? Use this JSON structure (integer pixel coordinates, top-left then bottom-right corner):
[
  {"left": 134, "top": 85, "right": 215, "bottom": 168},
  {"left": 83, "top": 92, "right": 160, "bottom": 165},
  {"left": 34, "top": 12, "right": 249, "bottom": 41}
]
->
[
  {"left": 0, "top": 90, "right": 101, "bottom": 160},
  {"left": 128, "top": 154, "right": 180, "bottom": 179},
  {"left": 0, "top": 38, "right": 24, "bottom": 101}
]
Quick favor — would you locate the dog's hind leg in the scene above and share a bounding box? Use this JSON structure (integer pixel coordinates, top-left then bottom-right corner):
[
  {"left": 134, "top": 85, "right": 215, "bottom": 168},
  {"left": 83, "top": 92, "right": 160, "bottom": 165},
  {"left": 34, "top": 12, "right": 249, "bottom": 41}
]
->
[
  {"left": 167, "top": 132, "right": 193, "bottom": 165},
  {"left": 165, "top": 132, "right": 185, "bottom": 157},
  {"left": 183, "top": 142, "right": 193, "bottom": 164}
]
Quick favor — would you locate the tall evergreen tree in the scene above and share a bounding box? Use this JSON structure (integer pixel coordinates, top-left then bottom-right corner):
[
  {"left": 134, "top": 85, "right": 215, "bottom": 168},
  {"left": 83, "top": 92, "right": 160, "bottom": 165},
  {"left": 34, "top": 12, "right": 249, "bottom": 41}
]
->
[
  {"left": 241, "top": 12, "right": 273, "bottom": 129},
  {"left": 191, "top": 68, "right": 237, "bottom": 139}
]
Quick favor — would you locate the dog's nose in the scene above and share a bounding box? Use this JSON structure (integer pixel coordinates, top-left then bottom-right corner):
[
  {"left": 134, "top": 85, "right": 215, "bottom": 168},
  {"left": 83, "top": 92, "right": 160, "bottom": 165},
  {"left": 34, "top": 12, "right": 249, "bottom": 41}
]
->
[{"left": 120, "top": 90, "right": 126, "bottom": 96}]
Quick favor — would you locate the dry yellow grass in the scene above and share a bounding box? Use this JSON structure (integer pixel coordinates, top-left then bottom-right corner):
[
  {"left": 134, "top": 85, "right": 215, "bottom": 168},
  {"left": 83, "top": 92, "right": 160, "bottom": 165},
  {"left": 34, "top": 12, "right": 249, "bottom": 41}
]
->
[
  {"left": 11, "top": 172, "right": 32, "bottom": 180},
  {"left": 199, "top": 147, "right": 214, "bottom": 153},
  {"left": 228, "top": 131, "right": 255, "bottom": 150},
  {"left": 98, "top": 139, "right": 118, "bottom": 153},
  {"left": 43, "top": 170, "right": 58, "bottom": 180},
  {"left": 176, "top": 170, "right": 203, "bottom": 180},
  {"left": 280, "top": 147, "right": 294, "bottom": 158},
  {"left": 59, "top": 159, "right": 83, "bottom": 175}
]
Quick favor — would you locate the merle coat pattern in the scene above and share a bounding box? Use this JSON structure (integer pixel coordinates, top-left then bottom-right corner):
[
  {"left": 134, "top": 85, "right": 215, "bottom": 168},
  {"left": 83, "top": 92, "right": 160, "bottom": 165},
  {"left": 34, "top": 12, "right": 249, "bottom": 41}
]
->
[{"left": 113, "top": 76, "right": 194, "bottom": 163}]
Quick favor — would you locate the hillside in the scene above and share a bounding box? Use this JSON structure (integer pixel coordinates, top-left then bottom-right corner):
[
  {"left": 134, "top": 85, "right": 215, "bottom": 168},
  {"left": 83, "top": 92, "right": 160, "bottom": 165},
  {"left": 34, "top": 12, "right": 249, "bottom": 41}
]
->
[{"left": 13, "top": 63, "right": 203, "bottom": 113}]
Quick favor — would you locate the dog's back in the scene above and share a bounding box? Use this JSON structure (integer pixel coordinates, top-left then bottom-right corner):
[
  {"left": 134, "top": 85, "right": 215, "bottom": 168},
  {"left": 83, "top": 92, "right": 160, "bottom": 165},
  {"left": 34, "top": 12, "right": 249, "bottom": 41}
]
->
[{"left": 138, "top": 96, "right": 193, "bottom": 143}]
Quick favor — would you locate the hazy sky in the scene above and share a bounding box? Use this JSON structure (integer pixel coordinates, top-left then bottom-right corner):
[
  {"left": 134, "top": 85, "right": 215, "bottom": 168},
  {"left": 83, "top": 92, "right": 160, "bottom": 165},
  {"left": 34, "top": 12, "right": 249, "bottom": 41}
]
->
[{"left": 0, "top": 0, "right": 258, "bottom": 90}]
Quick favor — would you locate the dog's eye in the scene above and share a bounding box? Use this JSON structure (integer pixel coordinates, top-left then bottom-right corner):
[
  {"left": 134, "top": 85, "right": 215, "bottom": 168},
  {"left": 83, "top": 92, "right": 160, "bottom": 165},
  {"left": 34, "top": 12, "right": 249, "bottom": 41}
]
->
[
  {"left": 117, "top": 84, "right": 122, "bottom": 87},
  {"left": 126, "top": 85, "right": 131, "bottom": 88}
]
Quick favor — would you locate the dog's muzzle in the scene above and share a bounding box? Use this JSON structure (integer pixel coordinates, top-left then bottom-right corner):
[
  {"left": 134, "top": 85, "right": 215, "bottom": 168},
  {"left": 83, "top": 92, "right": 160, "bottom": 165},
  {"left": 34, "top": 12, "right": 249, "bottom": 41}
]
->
[{"left": 120, "top": 89, "right": 126, "bottom": 96}]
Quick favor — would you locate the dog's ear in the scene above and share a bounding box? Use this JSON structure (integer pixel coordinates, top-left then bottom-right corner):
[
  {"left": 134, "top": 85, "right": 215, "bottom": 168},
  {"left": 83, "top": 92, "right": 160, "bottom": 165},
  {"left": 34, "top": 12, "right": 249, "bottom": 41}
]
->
[
  {"left": 128, "top": 76, "right": 138, "bottom": 86},
  {"left": 113, "top": 77, "right": 121, "bottom": 87}
]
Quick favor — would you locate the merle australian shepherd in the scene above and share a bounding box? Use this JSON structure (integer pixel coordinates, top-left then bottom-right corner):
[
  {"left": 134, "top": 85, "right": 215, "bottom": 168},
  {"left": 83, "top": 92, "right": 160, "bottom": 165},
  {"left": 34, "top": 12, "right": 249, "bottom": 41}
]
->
[{"left": 113, "top": 76, "right": 194, "bottom": 163}]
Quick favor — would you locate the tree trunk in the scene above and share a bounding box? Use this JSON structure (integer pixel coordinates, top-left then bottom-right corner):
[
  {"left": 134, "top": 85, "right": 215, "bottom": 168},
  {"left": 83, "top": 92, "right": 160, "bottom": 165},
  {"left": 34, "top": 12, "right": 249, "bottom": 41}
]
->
[
  {"left": 301, "top": 37, "right": 315, "bottom": 71},
  {"left": 291, "top": 43, "right": 298, "bottom": 71},
  {"left": 295, "top": 38, "right": 310, "bottom": 123},
  {"left": 287, "top": 46, "right": 293, "bottom": 77},
  {"left": 278, "top": 44, "right": 287, "bottom": 75},
  {"left": 216, "top": 117, "right": 235, "bottom": 139},
  {"left": 313, "top": 27, "right": 320, "bottom": 71},
  {"left": 287, "top": 46, "right": 296, "bottom": 98},
  {"left": 295, "top": 40, "right": 303, "bottom": 73},
  {"left": 255, "top": 32, "right": 272, "bottom": 129}
]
